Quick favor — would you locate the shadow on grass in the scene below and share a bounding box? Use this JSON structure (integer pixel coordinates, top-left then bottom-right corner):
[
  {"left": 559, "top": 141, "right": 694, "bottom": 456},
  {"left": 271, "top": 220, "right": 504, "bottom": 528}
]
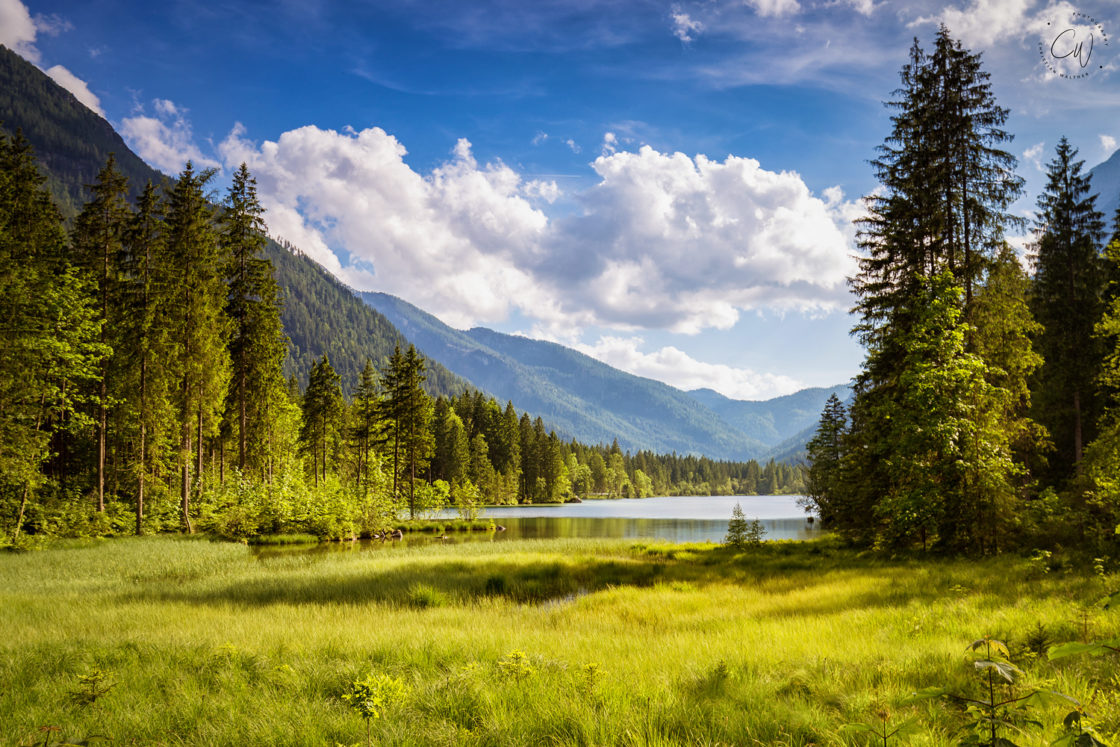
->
[{"left": 117, "top": 540, "right": 1086, "bottom": 617}]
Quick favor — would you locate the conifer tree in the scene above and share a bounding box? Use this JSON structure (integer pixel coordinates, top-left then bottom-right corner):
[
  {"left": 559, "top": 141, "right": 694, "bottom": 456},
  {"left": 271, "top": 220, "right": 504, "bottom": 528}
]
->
[
  {"left": 0, "top": 132, "right": 104, "bottom": 539},
  {"left": 378, "top": 345, "right": 432, "bottom": 517},
  {"left": 805, "top": 394, "right": 847, "bottom": 526},
  {"left": 351, "top": 359, "right": 380, "bottom": 494},
  {"left": 1030, "top": 137, "right": 1106, "bottom": 478},
  {"left": 221, "top": 163, "right": 286, "bottom": 477},
  {"left": 300, "top": 355, "right": 343, "bottom": 486},
  {"left": 164, "top": 162, "right": 230, "bottom": 531},
  {"left": 72, "top": 154, "right": 131, "bottom": 512},
  {"left": 121, "top": 181, "right": 175, "bottom": 533}
]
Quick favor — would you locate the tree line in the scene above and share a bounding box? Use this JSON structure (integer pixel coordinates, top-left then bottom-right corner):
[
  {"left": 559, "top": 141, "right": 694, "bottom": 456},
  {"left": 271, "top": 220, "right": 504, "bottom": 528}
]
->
[
  {"left": 805, "top": 27, "right": 1120, "bottom": 555},
  {"left": 0, "top": 133, "right": 804, "bottom": 543}
]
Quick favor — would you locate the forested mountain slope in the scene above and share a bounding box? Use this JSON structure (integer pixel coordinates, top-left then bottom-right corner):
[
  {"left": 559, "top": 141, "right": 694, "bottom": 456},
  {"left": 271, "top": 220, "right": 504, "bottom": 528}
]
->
[
  {"left": 361, "top": 291, "right": 773, "bottom": 459},
  {"left": 0, "top": 44, "right": 464, "bottom": 398}
]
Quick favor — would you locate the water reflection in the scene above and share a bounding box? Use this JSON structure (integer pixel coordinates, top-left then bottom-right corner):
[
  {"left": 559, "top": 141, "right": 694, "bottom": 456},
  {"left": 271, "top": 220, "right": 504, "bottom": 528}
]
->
[{"left": 252, "top": 496, "right": 819, "bottom": 556}]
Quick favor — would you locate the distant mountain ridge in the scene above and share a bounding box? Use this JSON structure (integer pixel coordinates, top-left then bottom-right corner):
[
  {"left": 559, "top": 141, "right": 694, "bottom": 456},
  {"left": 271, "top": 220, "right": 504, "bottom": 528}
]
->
[
  {"left": 360, "top": 291, "right": 848, "bottom": 460},
  {"left": 1090, "top": 147, "right": 1120, "bottom": 228}
]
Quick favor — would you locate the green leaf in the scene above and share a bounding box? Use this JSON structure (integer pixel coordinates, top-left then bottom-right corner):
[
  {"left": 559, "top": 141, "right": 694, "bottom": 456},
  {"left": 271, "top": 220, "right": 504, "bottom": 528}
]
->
[
  {"left": 902, "top": 686, "right": 947, "bottom": 703},
  {"left": 974, "top": 659, "right": 1019, "bottom": 682},
  {"left": 1048, "top": 642, "right": 1104, "bottom": 660}
]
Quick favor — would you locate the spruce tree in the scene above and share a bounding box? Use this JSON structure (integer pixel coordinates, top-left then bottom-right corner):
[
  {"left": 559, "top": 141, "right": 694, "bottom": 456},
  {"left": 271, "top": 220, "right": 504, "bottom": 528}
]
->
[
  {"left": 221, "top": 163, "right": 286, "bottom": 477},
  {"left": 805, "top": 394, "right": 847, "bottom": 526},
  {"left": 121, "top": 181, "right": 175, "bottom": 533},
  {"left": 299, "top": 355, "right": 343, "bottom": 486},
  {"left": 0, "top": 132, "right": 104, "bottom": 539},
  {"left": 72, "top": 154, "right": 131, "bottom": 512},
  {"left": 1030, "top": 137, "right": 1106, "bottom": 479},
  {"left": 164, "top": 162, "right": 230, "bottom": 532}
]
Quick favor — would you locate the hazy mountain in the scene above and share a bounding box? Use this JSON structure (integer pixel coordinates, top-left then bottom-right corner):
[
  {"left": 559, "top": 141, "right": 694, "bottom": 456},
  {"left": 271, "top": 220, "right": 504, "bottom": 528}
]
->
[
  {"left": 0, "top": 44, "right": 465, "bottom": 398},
  {"left": 360, "top": 291, "right": 844, "bottom": 460},
  {"left": 686, "top": 385, "right": 852, "bottom": 447},
  {"left": 1090, "top": 147, "right": 1120, "bottom": 228}
]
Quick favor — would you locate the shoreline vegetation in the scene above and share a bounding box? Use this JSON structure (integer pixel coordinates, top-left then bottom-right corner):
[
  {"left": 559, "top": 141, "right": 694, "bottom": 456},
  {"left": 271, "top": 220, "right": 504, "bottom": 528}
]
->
[{"left": 1, "top": 535, "right": 1117, "bottom": 745}]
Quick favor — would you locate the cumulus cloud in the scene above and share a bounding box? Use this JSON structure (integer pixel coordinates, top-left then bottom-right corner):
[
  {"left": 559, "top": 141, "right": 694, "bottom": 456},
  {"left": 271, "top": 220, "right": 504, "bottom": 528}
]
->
[
  {"left": 566, "top": 138, "right": 581, "bottom": 154},
  {"left": 1102, "top": 134, "right": 1117, "bottom": 156},
  {"left": 910, "top": 0, "right": 1079, "bottom": 50},
  {"left": 546, "top": 146, "right": 857, "bottom": 332},
  {"left": 532, "top": 130, "right": 548, "bottom": 145},
  {"left": 45, "top": 64, "right": 104, "bottom": 116},
  {"left": 575, "top": 336, "right": 803, "bottom": 400},
  {"left": 0, "top": 0, "right": 39, "bottom": 61},
  {"left": 219, "top": 124, "right": 555, "bottom": 327},
  {"left": 218, "top": 123, "right": 857, "bottom": 336},
  {"left": 121, "top": 100, "right": 221, "bottom": 173},
  {"left": 671, "top": 5, "right": 703, "bottom": 42}
]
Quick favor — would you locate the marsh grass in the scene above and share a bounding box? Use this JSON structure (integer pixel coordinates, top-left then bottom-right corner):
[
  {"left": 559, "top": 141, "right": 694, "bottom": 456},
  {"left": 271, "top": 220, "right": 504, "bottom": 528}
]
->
[{"left": 0, "top": 536, "right": 1117, "bottom": 745}]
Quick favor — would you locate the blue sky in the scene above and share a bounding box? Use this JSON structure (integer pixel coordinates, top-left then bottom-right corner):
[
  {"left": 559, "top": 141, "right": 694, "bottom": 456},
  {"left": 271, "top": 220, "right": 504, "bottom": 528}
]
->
[{"left": 4, "top": 0, "right": 1120, "bottom": 399}]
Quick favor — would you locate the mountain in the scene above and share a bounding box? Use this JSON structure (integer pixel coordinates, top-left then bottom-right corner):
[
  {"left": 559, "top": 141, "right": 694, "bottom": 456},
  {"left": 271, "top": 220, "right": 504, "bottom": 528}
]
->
[
  {"left": 0, "top": 44, "right": 465, "bottom": 398},
  {"left": 686, "top": 385, "right": 852, "bottom": 450},
  {"left": 0, "top": 45, "right": 165, "bottom": 215},
  {"left": 361, "top": 291, "right": 781, "bottom": 459},
  {"left": 1090, "top": 147, "right": 1120, "bottom": 228}
]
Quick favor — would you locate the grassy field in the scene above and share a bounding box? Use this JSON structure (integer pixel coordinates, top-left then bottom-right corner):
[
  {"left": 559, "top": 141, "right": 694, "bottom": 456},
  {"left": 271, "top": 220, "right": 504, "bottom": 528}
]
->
[{"left": 1, "top": 536, "right": 1117, "bottom": 746}]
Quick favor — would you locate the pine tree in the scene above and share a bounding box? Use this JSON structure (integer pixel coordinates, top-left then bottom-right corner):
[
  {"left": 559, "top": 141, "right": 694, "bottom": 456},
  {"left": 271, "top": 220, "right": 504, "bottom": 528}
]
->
[
  {"left": 378, "top": 345, "right": 432, "bottom": 517},
  {"left": 0, "top": 132, "right": 105, "bottom": 540},
  {"left": 1030, "top": 137, "right": 1106, "bottom": 479},
  {"left": 221, "top": 163, "right": 286, "bottom": 477},
  {"left": 120, "top": 181, "right": 175, "bottom": 533},
  {"left": 72, "top": 154, "right": 131, "bottom": 512},
  {"left": 351, "top": 359, "right": 380, "bottom": 494},
  {"left": 299, "top": 355, "right": 343, "bottom": 486},
  {"left": 805, "top": 394, "right": 848, "bottom": 526},
  {"left": 164, "top": 162, "right": 230, "bottom": 532}
]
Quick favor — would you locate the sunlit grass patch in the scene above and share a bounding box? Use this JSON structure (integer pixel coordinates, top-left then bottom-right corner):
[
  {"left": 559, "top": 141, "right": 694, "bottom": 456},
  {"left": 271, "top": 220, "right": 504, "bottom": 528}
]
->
[{"left": 0, "top": 536, "right": 1117, "bottom": 745}]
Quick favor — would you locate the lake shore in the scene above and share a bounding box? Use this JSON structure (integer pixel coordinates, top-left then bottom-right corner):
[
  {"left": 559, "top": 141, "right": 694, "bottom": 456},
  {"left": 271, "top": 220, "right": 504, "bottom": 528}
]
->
[{"left": 2, "top": 535, "right": 1116, "bottom": 744}]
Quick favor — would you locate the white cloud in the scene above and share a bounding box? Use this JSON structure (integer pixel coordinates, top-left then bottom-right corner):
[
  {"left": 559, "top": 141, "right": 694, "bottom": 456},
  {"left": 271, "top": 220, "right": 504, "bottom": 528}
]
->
[
  {"left": 121, "top": 100, "right": 221, "bottom": 173},
  {"left": 601, "top": 131, "right": 618, "bottom": 156},
  {"left": 219, "top": 124, "right": 857, "bottom": 336},
  {"left": 670, "top": 5, "right": 703, "bottom": 43},
  {"left": 909, "top": 0, "right": 1080, "bottom": 50},
  {"left": 575, "top": 336, "right": 803, "bottom": 399},
  {"left": 1102, "top": 134, "right": 1117, "bottom": 155},
  {"left": 747, "top": 0, "right": 801, "bottom": 18},
  {"left": 0, "top": 0, "right": 39, "bottom": 61},
  {"left": 0, "top": 0, "right": 105, "bottom": 119},
  {"left": 547, "top": 146, "right": 857, "bottom": 332},
  {"left": 532, "top": 130, "right": 548, "bottom": 145},
  {"left": 1023, "top": 141, "right": 1046, "bottom": 171},
  {"left": 566, "top": 138, "right": 581, "bottom": 154},
  {"left": 845, "top": 0, "right": 875, "bottom": 15},
  {"left": 45, "top": 64, "right": 104, "bottom": 117}
]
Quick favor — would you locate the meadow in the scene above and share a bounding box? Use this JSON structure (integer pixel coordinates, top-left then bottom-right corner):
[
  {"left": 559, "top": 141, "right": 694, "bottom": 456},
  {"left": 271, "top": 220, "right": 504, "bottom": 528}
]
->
[{"left": 1, "top": 536, "right": 1117, "bottom": 746}]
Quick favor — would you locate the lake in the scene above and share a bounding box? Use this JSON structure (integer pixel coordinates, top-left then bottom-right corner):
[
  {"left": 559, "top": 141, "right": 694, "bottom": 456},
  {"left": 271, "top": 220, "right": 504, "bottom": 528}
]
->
[{"left": 433, "top": 494, "right": 818, "bottom": 543}]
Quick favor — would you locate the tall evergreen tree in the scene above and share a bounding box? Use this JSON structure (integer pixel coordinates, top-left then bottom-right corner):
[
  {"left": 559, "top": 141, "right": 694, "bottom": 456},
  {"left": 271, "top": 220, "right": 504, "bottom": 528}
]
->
[
  {"left": 72, "top": 154, "right": 131, "bottom": 512},
  {"left": 164, "top": 162, "right": 230, "bottom": 532},
  {"left": 1030, "top": 137, "right": 1106, "bottom": 478},
  {"left": 378, "top": 345, "right": 432, "bottom": 518},
  {"left": 805, "top": 394, "right": 848, "bottom": 526},
  {"left": 299, "top": 355, "right": 343, "bottom": 486},
  {"left": 121, "top": 181, "right": 174, "bottom": 533},
  {"left": 221, "top": 163, "right": 286, "bottom": 477},
  {"left": 351, "top": 359, "right": 380, "bottom": 494},
  {"left": 0, "top": 132, "right": 104, "bottom": 539}
]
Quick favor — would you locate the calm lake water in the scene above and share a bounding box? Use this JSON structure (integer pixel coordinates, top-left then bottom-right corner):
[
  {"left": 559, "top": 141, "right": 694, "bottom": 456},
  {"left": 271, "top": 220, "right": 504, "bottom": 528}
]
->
[{"left": 433, "top": 494, "right": 818, "bottom": 544}]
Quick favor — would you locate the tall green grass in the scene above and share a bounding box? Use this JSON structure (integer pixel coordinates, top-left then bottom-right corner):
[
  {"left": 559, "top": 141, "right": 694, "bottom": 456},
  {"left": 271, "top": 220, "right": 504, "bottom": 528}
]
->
[{"left": 0, "top": 536, "right": 1116, "bottom": 745}]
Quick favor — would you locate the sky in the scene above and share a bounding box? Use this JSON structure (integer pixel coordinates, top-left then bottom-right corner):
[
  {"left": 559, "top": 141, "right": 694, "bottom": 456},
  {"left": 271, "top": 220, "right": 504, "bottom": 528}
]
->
[{"left": 3, "top": 0, "right": 1120, "bottom": 401}]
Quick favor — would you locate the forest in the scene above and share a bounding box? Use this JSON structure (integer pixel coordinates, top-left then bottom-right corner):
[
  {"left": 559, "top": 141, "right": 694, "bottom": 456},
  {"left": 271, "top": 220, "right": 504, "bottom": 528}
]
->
[
  {"left": 0, "top": 134, "right": 804, "bottom": 546},
  {"left": 805, "top": 27, "right": 1120, "bottom": 556}
]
